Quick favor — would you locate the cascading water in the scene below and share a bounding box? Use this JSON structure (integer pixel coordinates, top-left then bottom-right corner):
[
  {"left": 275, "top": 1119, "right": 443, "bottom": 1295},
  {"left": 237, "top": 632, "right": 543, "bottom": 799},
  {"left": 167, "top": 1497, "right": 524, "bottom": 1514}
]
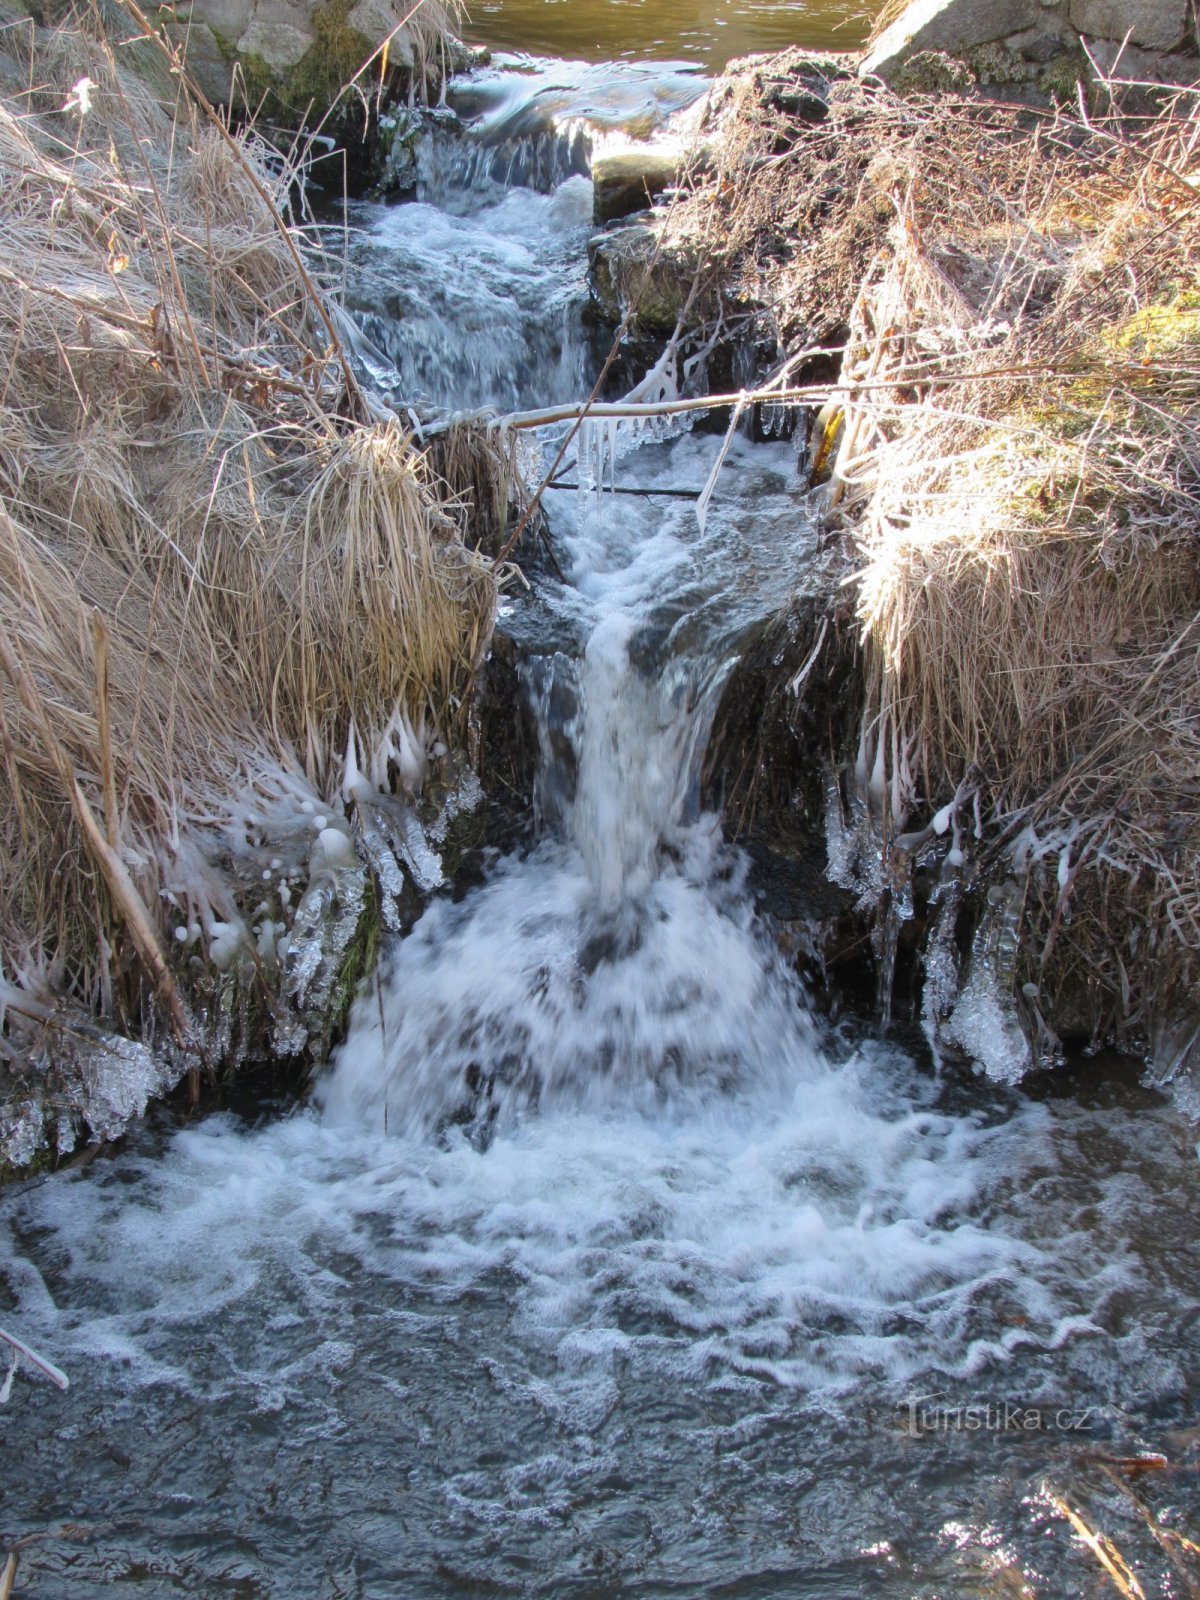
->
[{"left": 2, "top": 52, "right": 1200, "bottom": 1600}]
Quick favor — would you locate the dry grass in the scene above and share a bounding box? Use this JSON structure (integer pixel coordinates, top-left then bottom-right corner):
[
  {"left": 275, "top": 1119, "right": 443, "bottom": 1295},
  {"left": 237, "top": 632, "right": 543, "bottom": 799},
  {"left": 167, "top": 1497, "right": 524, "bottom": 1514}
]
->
[
  {"left": 688, "top": 61, "right": 1200, "bottom": 1056},
  {"left": 0, "top": 0, "right": 495, "bottom": 1124}
]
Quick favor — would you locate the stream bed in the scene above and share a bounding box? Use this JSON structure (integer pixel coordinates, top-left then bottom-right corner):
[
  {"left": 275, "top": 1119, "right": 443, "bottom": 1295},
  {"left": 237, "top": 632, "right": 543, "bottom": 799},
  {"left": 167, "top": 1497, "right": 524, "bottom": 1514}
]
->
[{"left": 2, "top": 40, "right": 1200, "bottom": 1600}]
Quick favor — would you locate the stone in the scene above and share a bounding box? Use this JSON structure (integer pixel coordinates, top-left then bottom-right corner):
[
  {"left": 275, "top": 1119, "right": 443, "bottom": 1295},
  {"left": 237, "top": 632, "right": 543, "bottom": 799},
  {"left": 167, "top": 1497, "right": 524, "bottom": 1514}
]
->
[
  {"left": 860, "top": 0, "right": 1049, "bottom": 81},
  {"left": 1014, "top": 28, "right": 1071, "bottom": 62},
  {"left": 184, "top": 0, "right": 254, "bottom": 43},
  {"left": 237, "top": 13, "right": 313, "bottom": 71},
  {"left": 591, "top": 147, "right": 684, "bottom": 226},
  {"left": 167, "top": 22, "right": 236, "bottom": 104},
  {"left": 587, "top": 222, "right": 703, "bottom": 337},
  {"left": 1067, "top": 0, "right": 1186, "bottom": 48},
  {"left": 347, "top": 0, "right": 417, "bottom": 65},
  {"left": 180, "top": 0, "right": 459, "bottom": 118}
]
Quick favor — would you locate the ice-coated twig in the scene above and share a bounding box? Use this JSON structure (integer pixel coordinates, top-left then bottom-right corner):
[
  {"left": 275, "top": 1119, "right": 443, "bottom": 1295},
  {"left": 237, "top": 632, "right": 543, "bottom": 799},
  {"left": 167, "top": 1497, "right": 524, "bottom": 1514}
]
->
[{"left": 0, "top": 1326, "right": 69, "bottom": 1393}]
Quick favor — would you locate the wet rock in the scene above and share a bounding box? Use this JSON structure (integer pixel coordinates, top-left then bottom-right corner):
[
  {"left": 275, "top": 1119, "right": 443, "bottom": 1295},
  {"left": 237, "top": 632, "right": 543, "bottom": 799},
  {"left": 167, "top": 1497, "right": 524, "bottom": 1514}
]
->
[
  {"left": 587, "top": 222, "right": 705, "bottom": 337},
  {"left": 169, "top": 0, "right": 470, "bottom": 123},
  {"left": 592, "top": 147, "right": 685, "bottom": 225},
  {"left": 702, "top": 592, "right": 880, "bottom": 1013}
]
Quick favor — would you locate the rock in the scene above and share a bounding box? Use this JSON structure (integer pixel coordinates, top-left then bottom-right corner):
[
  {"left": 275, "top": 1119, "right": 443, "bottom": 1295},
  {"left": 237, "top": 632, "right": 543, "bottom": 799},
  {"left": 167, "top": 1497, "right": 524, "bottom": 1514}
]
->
[
  {"left": 587, "top": 222, "right": 704, "bottom": 337},
  {"left": 1067, "top": 0, "right": 1186, "bottom": 48},
  {"left": 592, "top": 147, "right": 685, "bottom": 226},
  {"left": 238, "top": 5, "right": 311, "bottom": 72},
  {"left": 861, "top": 0, "right": 1052, "bottom": 82},
  {"left": 169, "top": 0, "right": 460, "bottom": 121},
  {"left": 966, "top": 40, "right": 1038, "bottom": 85}
]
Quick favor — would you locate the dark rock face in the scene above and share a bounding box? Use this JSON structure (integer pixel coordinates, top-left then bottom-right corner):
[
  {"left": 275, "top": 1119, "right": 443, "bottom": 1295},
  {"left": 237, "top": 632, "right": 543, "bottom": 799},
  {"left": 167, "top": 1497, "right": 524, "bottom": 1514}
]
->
[
  {"left": 861, "top": 0, "right": 1196, "bottom": 106},
  {"left": 701, "top": 593, "right": 882, "bottom": 1016}
]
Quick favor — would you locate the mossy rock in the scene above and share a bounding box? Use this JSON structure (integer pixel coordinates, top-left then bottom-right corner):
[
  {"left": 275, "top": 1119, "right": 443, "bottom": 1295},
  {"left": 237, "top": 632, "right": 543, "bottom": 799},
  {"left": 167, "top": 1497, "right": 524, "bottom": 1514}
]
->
[
  {"left": 964, "top": 42, "right": 1033, "bottom": 88},
  {"left": 892, "top": 50, "right": 977, "bottom": 96},
  {"left": 1039, "top": 48, "right": 1087, "bottom": 105},
  {"left": 171, "top": 0, "right": 453, "bottom": 127}
]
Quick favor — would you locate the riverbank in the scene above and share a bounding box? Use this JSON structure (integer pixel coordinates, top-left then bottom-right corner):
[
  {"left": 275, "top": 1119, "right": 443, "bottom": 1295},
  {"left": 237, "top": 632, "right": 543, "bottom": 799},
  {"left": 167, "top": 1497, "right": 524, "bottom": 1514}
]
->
[
  {"left": 0, "top": 0, "right": 499, "bottom": 1171},
  {"left": 589, "top": 36, "right": 1200, "bottom": 1083}
]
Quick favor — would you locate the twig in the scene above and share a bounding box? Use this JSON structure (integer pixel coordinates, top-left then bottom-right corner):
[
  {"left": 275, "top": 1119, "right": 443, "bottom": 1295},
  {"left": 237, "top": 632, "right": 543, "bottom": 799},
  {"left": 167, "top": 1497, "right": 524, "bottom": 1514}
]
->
[
  {"left": 0, "top": 1326, "right": 69, "bottom": 1392},
  {"left": 90, "top": 610, "right": 119, "bottom": 850},
  {"left": 1047, "top": 1488, "right": 1146, "bottom": 1599}
]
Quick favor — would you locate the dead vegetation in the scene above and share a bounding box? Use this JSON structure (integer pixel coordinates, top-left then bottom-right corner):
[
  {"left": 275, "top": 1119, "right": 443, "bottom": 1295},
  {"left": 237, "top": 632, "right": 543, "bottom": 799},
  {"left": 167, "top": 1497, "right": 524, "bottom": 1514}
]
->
[
  {"left": 0, "top": 0, "right": 496, "bottom": 1161},
  {"left": 689, "top": 57, "right": 1200, "bottom": 1064}
]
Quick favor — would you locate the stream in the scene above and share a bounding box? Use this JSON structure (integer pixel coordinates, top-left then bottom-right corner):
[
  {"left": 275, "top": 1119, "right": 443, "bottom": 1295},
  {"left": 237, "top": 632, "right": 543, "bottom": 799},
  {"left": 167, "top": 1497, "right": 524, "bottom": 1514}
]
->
[{"left": 3, "top": 33, "right": 1200, "bottom": 1600}]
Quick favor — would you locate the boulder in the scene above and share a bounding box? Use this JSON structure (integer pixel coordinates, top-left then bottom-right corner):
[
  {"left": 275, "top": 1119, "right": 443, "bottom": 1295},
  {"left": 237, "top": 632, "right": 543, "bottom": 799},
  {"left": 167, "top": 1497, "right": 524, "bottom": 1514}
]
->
[
  {"left": 167, "top": 0, "right": 459, "bottom": 120},
  {"left": 859, "top": 0, "right": 1195, "bottom": 102},
  {"left": 1067, "top": 0, "right": 1187, "bottom": 49},
  {"left": 588, "top": 222, "right": 703, "bottom": 337},
  {"left": 861, "top": 0, "right": 1053, "bottom": 81},
  {"left": 592, "top": 147, "right": 685, "bottom": 226}
]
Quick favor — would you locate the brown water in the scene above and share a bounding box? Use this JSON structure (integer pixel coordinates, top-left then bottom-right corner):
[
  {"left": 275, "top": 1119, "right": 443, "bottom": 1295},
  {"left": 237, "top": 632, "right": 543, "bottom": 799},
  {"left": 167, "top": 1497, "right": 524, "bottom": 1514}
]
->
[{"left": 462, "top": 0, "right": 872, "bottom": 69}]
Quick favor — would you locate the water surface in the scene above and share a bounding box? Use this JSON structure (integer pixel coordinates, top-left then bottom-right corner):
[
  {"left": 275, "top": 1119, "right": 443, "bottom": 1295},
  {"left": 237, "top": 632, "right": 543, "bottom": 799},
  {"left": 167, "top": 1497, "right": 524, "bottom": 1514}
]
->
[{"left": 463, "top": 0, "right": 871, "bottom": 69}]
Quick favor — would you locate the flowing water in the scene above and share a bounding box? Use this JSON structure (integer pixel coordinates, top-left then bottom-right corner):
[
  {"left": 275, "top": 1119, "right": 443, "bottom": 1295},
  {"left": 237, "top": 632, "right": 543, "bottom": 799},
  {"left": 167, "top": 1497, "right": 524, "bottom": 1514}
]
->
[{"left": 3, "top": 42, "right": 1200, "bottom": 1600}]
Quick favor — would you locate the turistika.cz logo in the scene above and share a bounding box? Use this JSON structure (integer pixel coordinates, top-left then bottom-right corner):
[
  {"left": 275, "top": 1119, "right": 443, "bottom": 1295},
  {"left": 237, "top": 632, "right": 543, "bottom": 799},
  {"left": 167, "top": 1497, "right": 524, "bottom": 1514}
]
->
[{"left": 901, "top": 1395, "right": 1097, "bottom": 1437}]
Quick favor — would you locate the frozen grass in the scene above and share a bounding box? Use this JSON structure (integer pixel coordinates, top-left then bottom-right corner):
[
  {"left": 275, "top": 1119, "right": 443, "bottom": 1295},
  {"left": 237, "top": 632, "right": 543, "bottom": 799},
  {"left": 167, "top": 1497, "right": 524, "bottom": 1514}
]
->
[
  {"left": 0, "top": 0, "right": 495, "bottom": 1127},
  {"left": 684, "top": 57, "right": 1200, "bottom": 1055}
]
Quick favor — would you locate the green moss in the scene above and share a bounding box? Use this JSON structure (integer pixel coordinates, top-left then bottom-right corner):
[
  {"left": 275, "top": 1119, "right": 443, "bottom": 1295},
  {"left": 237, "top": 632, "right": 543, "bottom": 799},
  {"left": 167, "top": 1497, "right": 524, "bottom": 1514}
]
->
[
  {"left": 279, "top": 0, "right": 375, "bottom": 121},
  {"left": 314, "top": 877, "right": 382, "bottom": 1064},
  {"left": 1039, "top": 49, "right": 1086, "bottom": 105},
  {"left": 892, "top": 50, "right": 975, "bottom": 96},
  {"left": 233, "top": 47, "right": 276, "bottom": 111},
  {"left": 207, "top": 23, "right": 239, "bottom": 64},
  {"left": 964, "top": 42, "right": 1031, "bottom": 88},
  {"left": 0, "top": 1140, "right": 55, "bottom": 1187},
  {"left": 1106, "top": 293, "right": 1200, "bottom": 359}
]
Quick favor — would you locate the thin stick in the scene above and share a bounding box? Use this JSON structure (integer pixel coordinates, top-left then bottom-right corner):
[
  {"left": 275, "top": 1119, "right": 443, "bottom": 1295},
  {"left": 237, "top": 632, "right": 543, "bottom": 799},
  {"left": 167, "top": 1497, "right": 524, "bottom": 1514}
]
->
[
  {"left": 90, "top": 610, "right": 119, "bottom": 851},
  {"left": 0, "top": 1326, "right": 69, "bottom": 1392},
  {"left": 1047, "top": 1489, "right": 1146, "bottom": 1599}
]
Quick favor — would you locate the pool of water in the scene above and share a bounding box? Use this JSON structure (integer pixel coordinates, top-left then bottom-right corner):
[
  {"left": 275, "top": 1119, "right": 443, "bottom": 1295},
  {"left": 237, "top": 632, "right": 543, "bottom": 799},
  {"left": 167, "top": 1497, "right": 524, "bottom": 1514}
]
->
[{"left": 462, "top": 0, "right": 872, "bottom": 70}]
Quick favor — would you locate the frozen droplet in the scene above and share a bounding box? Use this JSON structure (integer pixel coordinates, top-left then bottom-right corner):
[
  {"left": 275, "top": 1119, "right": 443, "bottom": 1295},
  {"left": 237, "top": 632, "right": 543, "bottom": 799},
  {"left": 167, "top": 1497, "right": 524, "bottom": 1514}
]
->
[{"left": 314, "top": 827, "right": 356, "bottom": 871}]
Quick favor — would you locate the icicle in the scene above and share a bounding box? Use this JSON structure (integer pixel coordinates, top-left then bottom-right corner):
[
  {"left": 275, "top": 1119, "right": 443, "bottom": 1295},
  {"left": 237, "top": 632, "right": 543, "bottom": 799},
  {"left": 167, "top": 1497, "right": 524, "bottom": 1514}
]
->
[
  {"left": 696, "top": 397, "right": 745, "bottom": 536},
  {"left": 342, "top": 718, "right": 373, "bottom": 807}
]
